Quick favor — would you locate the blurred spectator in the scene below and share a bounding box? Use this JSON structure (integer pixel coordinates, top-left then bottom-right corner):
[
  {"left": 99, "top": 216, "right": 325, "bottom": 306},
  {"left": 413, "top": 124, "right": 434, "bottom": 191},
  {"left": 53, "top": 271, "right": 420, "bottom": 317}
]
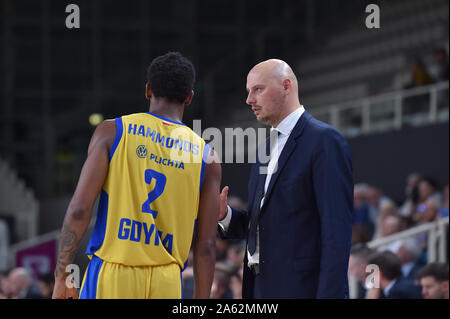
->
[
  {"left": 226, "top": 243, "right": 245, "bottom": 269},
  {"left": 432, "top": 48, "right": 449, "bottom": 82},
  {"left": 7, "top": 267, "right": 42, "bottom": 299},
  {"left": 38, "top": 272, "right": 55, "bottom": 299},
  {"left": 366, "top": 251, "right": 422, "bottom": 299},
  {"left": 348, "top": 244, "right": 376, "bottom": 299},
  {"left": 418, "top": 177, "right": 442, "bottom": 207},
  {"left": 382, "top": 214, "right": 405, "bottom": 237},
  {"left": 413, "top": 177, "right": 442, "bottom": 225},
  {"left": 0, "top": 270, "right": 11, "bottom": 299},
  {"left": 352, "top": 184, "right": 374, "bottom": 242},
  {"left": 373, "top": 200, "right": 401, "bottom": 240},
  {"left": 439, "top": 183, "right": 449, "bottom": 218},
  {"left": 377, "top": 214, "right": 406, "bottom": 254},
  {"left": 406, "top": 57, "right": 434, "bottom": 88},
  {"left": 367, "top": 186, "right": 392, "bottom": 225},
  {"left": 210, "top": 264, "right": 233, "bottom": 299},
  {"left": 229, "top": 268, "right": 243, "bottom": 299},
  {"left": 216, "top": 237, "right": 230, "bottom": 262},
  {"left": 181, "top": 250, "right": 194, "bottom": 299},
  {"left": 396, "top": 238, "right": 425, "bottom": 282},
  {"left": 0, "top": 217, "right": 9, "bottom": 272},
  {"left": 399, "top": 172, "right": 421, "bottom": 218},
  {"left": 402, "top": 57, "right": 434, "bottom": 117},
  {"left": 417, "top": 262, "right": 449, "bottom": 299}
]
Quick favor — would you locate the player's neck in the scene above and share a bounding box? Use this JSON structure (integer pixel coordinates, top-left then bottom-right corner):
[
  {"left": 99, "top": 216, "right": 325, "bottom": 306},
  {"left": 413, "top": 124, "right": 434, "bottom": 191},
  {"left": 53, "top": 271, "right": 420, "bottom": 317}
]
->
[{"left": 149, "top": 99, "right": 184, "bottom": 123}]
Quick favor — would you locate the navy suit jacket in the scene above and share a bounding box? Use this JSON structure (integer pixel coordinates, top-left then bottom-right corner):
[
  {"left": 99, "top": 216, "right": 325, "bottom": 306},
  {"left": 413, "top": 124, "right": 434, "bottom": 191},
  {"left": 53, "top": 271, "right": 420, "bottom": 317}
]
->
[
  {"left": 383, "top": 277, "right": 423, "bottom": 299},
  {"left": 222, "top": 111, "right": 354, "bottom": 298}
]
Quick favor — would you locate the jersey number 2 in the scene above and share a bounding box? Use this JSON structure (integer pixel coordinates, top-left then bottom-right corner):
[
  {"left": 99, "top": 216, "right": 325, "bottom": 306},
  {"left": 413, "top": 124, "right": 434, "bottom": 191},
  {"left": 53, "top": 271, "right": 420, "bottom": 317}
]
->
[{"left": 142, "top": 169, "right": 167, "bottom": 219}]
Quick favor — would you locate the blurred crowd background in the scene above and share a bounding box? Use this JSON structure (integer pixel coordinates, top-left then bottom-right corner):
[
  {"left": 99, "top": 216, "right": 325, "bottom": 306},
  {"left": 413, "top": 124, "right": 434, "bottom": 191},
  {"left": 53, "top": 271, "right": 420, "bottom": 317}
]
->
[
  {"left": 1, "top": 173, "right": 448, "bottom": 299},
  {"left": 0, "top": 0, "right": 449, "bottom": 299}
]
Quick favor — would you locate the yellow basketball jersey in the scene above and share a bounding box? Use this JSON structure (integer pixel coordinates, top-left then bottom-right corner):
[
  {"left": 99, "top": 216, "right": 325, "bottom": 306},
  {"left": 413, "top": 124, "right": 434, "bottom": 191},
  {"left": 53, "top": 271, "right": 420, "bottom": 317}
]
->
[{"left": 86, "top": 112, "right": 208, "bottom": 269}]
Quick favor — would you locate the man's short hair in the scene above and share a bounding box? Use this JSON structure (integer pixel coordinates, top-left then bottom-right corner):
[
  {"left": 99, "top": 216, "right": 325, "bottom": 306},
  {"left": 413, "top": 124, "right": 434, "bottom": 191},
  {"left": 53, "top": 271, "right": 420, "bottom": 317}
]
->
[
  {"left": 417, "top": 262, "right": 449, "bottom": 282},
  {"left": 420, "top": 177, "right": 439, "bottom": 191},
  {"left": 147, "top": 52, "right": 196, "bottom": 104},
  {"left": 367, "top": 251, "right": 402, "bottom": 281},
  {"left": 350, "top": 243, "right": 375, "bottom": 262}
]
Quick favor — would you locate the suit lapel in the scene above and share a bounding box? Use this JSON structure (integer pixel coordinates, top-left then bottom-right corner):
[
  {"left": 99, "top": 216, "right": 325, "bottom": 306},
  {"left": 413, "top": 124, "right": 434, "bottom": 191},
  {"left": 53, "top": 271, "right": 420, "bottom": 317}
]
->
[{"left": 259, "top": 111, "right": 312, "bottom": 215}]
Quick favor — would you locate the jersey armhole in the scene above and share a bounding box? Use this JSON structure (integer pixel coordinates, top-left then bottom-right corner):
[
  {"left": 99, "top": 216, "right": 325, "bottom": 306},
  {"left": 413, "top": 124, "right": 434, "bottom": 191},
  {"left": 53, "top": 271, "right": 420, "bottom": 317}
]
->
[{"left": 109, "top": 117, "right": 124, "bottom": 162}]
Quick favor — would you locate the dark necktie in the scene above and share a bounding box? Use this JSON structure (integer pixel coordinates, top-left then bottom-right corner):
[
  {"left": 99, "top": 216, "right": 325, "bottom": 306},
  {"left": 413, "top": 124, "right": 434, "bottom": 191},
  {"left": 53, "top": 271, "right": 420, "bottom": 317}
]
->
[{"left": 248, "top": 130, "right": 279, "bottom": 255}]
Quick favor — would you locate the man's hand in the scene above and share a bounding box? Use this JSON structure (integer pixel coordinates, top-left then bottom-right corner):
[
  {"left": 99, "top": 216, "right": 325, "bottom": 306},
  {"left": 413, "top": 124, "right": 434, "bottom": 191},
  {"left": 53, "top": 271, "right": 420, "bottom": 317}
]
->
[
  {"left": 52, "top": 277, "right": 79, "bottom": 299},
  {"left": 219, "top": 186, "right": 229, "bottom": 221}
]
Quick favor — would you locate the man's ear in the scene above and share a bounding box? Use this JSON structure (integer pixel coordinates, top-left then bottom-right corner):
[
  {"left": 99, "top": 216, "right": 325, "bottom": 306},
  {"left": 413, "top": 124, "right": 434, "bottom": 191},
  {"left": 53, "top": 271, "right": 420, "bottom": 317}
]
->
[
  {"left": 282, "top": 78, "right": 292, "bottom": 95},
  {"left": 184, "top": 90, "right": 194, "bottom": 106},
  {"left": 145, "top": 83, "right": 153, "bottom": 100}
]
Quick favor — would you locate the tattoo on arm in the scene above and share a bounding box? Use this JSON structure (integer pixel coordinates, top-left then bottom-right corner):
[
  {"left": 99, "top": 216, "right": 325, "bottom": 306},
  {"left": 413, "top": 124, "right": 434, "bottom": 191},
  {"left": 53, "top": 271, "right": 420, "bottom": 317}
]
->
[{"left": 55, "top": 224, "right": 78, "bottom": 277}]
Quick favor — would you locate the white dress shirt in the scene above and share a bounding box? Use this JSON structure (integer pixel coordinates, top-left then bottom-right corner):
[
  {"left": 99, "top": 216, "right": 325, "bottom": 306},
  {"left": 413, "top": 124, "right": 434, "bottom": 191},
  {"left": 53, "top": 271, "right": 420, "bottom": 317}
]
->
[{"left": 219, "top": 106, "right": 305, "bottom": 267}]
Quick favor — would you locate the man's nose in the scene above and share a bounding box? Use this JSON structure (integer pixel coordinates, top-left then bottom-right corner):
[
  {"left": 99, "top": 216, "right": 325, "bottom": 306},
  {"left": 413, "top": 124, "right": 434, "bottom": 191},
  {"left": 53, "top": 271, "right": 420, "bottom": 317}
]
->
[{"left": 246, "top": 93, "right": 255, "bottom": 106}]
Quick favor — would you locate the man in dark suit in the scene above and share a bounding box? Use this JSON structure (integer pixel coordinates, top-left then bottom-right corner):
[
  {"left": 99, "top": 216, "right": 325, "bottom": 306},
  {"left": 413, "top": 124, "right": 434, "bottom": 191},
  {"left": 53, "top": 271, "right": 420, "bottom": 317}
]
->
[
  {"left": 397, "top": 238, "right": 426, "bottom": 281},
  {"left": 366, "top": 251, "right": 422, "bottom": 299},
  {"left": 218, "top": 59, "right": 354, "bottom": 298}
]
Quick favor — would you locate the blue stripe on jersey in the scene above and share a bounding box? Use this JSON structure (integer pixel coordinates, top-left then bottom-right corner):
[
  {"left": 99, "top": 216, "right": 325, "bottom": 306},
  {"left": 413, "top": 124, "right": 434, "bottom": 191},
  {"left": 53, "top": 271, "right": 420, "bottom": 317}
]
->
[
  {"left": 146, "top": 112, "right": 187, "bottom": 126},
  {"left": 180, "top": 269, "right": 184, "bottom": 299},
  {"left": 199, "top": 144, "right": 210, "bottom": 192},
  {"left": 85, "top": 190, "right": 109, "bottom": 255},
  {"left": 80, "top": 255, "right": 104, "bottom": 299},
  {"left": 109, "top": 117, "right": 123, "bottom": 161}
]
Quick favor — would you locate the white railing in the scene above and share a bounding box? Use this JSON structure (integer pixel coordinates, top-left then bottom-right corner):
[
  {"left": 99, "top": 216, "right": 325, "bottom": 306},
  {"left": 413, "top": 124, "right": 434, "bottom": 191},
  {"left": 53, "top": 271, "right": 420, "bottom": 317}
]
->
[
  {"left": 311, "top": 81, "right": 449, "bottom": 137},
  {"left": 349, "top": 216, "right": 449, "bottom": 299},
  {"left": 368, "top": 217, "right": 449, "bottom": 262}
]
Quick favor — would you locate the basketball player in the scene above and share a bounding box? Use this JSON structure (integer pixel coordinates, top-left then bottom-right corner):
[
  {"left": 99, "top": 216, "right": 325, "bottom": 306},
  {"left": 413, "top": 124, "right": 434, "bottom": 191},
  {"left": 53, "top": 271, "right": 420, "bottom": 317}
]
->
[{"left": 52, "top": 52, "right": 221, "bottom": 299}]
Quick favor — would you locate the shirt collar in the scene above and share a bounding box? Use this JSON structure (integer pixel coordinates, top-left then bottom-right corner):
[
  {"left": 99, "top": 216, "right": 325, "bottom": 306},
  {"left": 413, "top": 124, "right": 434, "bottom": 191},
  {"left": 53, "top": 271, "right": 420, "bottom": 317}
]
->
[
  {"left": 272, "top": 105, "right": 305, "bottom": 136},
  {"left": 402, "top": 262, "right": 415, "bottom": 277},
  {"left": 384, "top": 279, "right": 397, "bottom": 297}
]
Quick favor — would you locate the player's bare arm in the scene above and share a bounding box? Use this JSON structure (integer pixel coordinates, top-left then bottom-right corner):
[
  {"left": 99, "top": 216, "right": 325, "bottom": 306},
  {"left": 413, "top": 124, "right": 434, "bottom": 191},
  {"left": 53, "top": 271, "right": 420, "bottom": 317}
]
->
[
  {"left": 193, "top": 147, "right": 221, "bottom": 299},
  {"left": 52, "top": 120, "right": 115, "bottom": 299}
]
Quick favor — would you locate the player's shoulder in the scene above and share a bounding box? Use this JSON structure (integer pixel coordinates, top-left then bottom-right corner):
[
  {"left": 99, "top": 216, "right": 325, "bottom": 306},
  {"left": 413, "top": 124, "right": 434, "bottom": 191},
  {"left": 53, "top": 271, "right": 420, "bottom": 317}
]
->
[
  {"left": 120, "top": 112, "right": 145, "bottom": 121},
  {"left": 88, "top": 119, "right": 117, "bottom": 151},
  {"left": 95, "top": 119, "right": 116, "bottom": 135}
]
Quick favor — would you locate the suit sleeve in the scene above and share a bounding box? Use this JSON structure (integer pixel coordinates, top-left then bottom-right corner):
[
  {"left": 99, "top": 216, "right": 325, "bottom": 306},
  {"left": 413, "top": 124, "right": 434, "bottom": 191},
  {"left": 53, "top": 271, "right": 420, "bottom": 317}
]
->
[
  {"left": 218, "top": 162, "right": 259, "bottom": 240},
  {"left": 312, "top": 128, "right": 354, "bottom": 298},
  {"left": 218, "top": 207, "right": 250, "bottom": 240}
]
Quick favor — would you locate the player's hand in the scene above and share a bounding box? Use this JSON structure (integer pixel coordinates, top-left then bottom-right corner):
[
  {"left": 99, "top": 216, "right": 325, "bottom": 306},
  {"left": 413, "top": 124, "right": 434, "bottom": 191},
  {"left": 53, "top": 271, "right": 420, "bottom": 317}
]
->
[
  {"left": 219, "top": 186, "right": 229, "bottom": 221},
  {"left": 52, "top": 277, "right": 79, "bottom": 299}
]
